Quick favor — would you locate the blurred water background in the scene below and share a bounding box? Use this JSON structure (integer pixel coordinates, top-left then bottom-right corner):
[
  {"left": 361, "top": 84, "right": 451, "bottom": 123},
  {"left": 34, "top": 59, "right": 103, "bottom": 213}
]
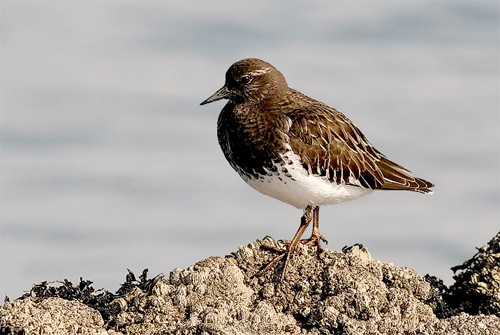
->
[{"left": 1, "top": 1, "right": 499, "bottom": 299}]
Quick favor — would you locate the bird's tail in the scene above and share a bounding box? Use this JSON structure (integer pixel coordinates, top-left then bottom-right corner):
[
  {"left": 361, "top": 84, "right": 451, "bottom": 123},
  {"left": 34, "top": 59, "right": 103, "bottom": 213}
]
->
[{"left": 375, "top": 156, "right": 434, "bottom": 194}]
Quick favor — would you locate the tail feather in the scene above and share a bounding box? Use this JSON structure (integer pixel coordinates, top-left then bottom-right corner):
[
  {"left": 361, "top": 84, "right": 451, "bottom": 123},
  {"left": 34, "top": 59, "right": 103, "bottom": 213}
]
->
[
  {"left": 375, "top": 156, "right": 434, "bottom": 194},
  {"left": 380, "top": 177, "right": 434, "bottom": 194}
]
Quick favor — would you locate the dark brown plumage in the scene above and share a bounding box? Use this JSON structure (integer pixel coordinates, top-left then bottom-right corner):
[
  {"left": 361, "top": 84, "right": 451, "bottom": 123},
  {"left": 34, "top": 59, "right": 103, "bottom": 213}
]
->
[
  {"left": 284, "top": 88, "right": 434, "bottom": 193},
  {"left": 201, "top": 58, "right": 434, "bottom": 280}
]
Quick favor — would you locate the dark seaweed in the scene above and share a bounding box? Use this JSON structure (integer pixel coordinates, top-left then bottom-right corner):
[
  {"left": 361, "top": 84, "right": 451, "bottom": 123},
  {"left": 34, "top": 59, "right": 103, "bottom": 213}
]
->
[{"left": 16, "top": 269, "right": 163, "bottom": 326}]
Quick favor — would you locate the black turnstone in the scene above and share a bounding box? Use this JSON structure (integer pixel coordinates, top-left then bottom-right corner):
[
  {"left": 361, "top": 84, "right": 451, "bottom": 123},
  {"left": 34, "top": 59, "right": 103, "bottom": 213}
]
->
[{"left": 201, "top": 58, "right": 434, "bottom": 279}]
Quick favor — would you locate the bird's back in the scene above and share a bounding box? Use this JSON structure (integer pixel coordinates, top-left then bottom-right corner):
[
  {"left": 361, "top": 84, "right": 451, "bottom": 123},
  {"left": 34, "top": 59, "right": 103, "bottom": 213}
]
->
[{"left": 282, "top": 88, "right": 434, "bottom": 194}]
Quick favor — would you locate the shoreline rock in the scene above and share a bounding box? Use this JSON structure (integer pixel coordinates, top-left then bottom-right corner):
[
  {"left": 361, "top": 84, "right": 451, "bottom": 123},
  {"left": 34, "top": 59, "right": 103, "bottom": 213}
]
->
[{"left": 1, "top": 233, "right": 499, "bottom": 335}]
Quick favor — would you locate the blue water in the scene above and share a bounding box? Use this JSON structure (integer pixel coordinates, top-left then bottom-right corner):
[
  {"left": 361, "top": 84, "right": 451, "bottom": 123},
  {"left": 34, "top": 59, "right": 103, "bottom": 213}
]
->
[{"left": 1, "top": 1, "right": 499, "bottom": 300}]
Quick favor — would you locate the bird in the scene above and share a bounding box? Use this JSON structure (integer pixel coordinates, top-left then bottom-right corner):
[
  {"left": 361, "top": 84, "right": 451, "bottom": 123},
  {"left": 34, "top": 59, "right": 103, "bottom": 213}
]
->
[{"left": 200, "top": 58, "right": 434, "bottom": 279}]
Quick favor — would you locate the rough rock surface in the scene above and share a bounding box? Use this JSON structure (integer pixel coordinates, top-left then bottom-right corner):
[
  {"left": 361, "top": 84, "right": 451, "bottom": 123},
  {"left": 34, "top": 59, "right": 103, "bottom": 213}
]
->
[
  {"left": 0, "top": 296, "right": 121, "bottom": 335},
  {"left": 447, "top": 231, "right": 500, "bottom": 315},
  {"left": 1, "top": 234, "right": 499, "bottom": 335}
]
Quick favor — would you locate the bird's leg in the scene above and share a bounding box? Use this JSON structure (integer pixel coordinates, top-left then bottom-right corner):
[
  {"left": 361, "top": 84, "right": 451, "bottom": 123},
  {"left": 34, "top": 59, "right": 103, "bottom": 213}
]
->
[
  {"left": 302, "top": 206, "right": 328, "bottom": 249},
  {"left": 256, "top": 206, "right": 313, "bottom": 279},
  {"left": 280, "top": 206, "right": 313, "bottom": 280}
]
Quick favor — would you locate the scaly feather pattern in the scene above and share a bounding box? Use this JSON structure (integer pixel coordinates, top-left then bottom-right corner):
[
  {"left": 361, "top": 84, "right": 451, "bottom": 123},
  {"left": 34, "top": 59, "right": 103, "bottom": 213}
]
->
[
  {"left": 283, "top": 89, "right": 434, "bottom": 193},
  {"left": 201, "top": 58, "right": 434, "bottom": 280}
]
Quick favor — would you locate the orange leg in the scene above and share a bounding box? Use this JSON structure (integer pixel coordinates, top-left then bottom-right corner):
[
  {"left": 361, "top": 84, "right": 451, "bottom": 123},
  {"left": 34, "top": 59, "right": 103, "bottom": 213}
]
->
[
  {"left": 256, "top": 206, "right": 313, "bottom": 279},
  {"left": 303, "top": 206, "right": 328, "bottom": 249}
]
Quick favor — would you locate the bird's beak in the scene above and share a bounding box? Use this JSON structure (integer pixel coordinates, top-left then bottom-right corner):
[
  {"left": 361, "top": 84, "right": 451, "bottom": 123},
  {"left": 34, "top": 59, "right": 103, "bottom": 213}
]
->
[{"left": 200, "top": 86, "right": 230, "bottom": 105}]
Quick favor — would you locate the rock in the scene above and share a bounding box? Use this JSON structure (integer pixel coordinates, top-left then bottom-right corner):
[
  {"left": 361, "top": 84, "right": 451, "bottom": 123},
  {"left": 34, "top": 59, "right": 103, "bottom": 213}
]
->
[
  {"left": 1, "top": 234, "right": 499, "bottom": 334},
  {"left": 0, "top": 296, "right": 122, "bottom": 335},
  {"left": 447, "top": 231, "right": 500, "bottom": 315}
]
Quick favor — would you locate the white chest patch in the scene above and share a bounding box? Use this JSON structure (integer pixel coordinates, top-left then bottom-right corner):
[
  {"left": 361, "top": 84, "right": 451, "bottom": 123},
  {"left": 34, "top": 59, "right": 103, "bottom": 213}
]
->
[{"left": 244, "top": 150, "right": 372, "bottom": 209}]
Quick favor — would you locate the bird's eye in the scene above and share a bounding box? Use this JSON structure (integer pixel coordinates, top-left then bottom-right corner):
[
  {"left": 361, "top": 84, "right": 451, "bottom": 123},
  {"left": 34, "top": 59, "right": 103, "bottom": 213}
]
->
[{"left": 240, "top": 75, "right": 252, "bottom": 85}]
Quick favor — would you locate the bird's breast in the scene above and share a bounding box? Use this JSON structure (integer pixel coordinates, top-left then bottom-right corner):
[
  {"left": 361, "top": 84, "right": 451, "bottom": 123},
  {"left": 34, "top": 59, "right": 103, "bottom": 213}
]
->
[{"left": 217, "top": 104, "right": 289, "bottom": 180}]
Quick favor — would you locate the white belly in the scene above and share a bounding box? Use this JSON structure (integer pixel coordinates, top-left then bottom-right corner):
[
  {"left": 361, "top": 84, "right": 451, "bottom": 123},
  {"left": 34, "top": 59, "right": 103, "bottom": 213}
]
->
[{"left": 244, "top": 151, "right": 372, "bottom": 209}]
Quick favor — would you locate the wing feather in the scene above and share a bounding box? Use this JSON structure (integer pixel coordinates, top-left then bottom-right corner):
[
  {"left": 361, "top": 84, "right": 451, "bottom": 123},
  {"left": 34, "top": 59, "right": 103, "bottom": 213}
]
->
[{"left": 285, "top": 90, "right": 434, "bottom": 193}]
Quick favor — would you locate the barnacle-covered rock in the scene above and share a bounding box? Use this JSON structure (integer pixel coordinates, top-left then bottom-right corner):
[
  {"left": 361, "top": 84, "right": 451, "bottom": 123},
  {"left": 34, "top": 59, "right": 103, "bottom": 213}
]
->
[
  {"left": 447, "top": 231, "right": 500, "bottom": 315},
  {"left": 1, "top": 234, "right": 499, "bottom": 334}
]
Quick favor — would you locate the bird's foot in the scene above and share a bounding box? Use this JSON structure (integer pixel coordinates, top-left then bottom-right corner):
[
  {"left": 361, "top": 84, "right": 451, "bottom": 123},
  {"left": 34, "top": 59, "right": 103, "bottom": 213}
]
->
[
  {"left": 261, "top": 236, "right": 327, "bottom": 252},
  {"left": 255, "top": 235, "right": 327, "bottom": 279},
  {"left": 301, "top": 233, "right": 328, "bottom": 250},
  {"left": 259, "top": 244, "right": 284, "bottom": 253},
  {"left": 254, "top": 245, "right": 287, "bottom": 278},
  {"left": 255, "top": 240, "right": 297, "bottom": 279}
]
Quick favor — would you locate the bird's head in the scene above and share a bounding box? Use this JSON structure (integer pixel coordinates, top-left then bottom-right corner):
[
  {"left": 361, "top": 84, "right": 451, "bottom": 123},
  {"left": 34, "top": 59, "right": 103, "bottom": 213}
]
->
[{"left": 200, "top": 58, "right": 288, "bottom": 106}]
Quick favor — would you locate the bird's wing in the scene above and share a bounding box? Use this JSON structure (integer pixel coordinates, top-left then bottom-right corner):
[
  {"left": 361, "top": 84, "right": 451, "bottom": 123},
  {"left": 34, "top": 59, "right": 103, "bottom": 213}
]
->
[{"left": 285, "top": 95, "right": 434, "bottom": 193}]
